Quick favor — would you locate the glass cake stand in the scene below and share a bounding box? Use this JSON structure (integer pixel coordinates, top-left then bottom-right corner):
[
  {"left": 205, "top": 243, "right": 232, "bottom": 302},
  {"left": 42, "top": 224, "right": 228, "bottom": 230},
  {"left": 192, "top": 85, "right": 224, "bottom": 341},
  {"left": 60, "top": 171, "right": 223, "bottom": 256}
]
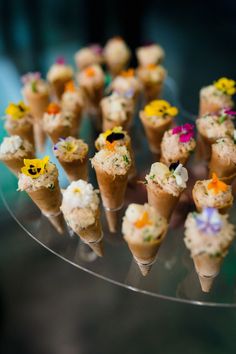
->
[{"left": 1, "top": 78, "right": 236, "bottom": 307}]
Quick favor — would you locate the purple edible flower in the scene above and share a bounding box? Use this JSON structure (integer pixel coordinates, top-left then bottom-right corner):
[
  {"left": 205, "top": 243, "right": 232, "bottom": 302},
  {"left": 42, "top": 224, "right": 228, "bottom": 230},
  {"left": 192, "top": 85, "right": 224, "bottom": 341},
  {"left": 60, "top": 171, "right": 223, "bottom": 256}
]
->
[
  {"left": 56, "top": 56, "right": 65, "bottom": 65},
  {"left": 21, "top": 72, "right": 41, "bottom": 85},
  {"left": 90, "top": 44, "right": 103, "bottom": 55},
  {"left": 195, "top": 207, "right": 222, "bottom": 235}
]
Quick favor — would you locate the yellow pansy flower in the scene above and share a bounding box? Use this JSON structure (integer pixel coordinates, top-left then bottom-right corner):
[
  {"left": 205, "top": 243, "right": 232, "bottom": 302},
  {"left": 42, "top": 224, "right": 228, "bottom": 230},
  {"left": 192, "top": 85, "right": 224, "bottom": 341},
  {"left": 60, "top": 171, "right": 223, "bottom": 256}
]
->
[
  {"left": 62, "top": 141, "right": 77, "bottom": 153},
  {"left": 214, "top": 77, "right": 236, "bottom": 96},
  {"left": 144, "top": 99, "right": 178, "bottom": 118},
  {"left": 102, "top": 126, "right": 123, "bottom": 140},
  {"left": 21, "top": 156, "right": 49, "bottom": 179},
  {"left": 5, "top": 101, "right": 30, "bottom": 120}
]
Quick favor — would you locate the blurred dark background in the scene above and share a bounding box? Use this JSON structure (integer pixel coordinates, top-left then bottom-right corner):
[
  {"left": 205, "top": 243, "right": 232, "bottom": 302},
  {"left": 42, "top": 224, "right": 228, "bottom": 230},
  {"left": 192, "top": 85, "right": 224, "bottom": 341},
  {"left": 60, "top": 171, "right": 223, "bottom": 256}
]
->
[{"left": 0, "top": 0, "right": 236, "bottom": 353}]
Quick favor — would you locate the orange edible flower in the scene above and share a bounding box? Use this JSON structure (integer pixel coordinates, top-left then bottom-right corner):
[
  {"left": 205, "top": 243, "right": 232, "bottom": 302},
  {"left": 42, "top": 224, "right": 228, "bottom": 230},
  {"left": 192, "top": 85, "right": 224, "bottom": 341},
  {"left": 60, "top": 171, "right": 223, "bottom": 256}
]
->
[
  {"left": 85, "top": 67, "right": 96, "bottom": 77},
  {"left": 105, "top": 141, "right": 117, "bottom": 151},
  {"left": 207, "top": 173, "right": 228, "bottom": 194},
  {"left": 146, "top": 63, "right": 157, "bottom": 70},
  {"left": 121, "top": 68, "right": 134, "bottom": 78},
  {"left": 47, "top": 102, "right": 61, "bottom": 114},
  {"left": 134, "top": 211, "right": 153, "bottom": 228},
  {"left": 65, "top": 80, "right": 76, "bottom": 92}
]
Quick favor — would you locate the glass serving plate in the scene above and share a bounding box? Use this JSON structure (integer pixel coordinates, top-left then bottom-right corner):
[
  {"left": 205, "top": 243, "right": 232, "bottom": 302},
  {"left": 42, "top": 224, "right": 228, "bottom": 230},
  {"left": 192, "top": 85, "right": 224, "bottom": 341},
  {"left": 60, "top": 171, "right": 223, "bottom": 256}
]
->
[{"left": 1, "top": 78, "right": 236, "bottom": 308}]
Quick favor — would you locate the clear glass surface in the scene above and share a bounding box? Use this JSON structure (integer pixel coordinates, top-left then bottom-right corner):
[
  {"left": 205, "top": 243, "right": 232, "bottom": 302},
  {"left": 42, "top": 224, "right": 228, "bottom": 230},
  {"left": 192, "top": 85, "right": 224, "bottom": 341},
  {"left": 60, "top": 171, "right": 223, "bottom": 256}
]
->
[{"left": 1, "top": 78, "right": 236, "bottom": 307}]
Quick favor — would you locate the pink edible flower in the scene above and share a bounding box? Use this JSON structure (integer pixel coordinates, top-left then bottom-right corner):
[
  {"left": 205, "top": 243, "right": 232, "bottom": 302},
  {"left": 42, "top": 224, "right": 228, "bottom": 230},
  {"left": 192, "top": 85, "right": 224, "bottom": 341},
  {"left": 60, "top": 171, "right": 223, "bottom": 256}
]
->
[
  {"left": 172, "top": 123, "right": 194, "bottom": 143},
  {"left": 224, "top": 108, "right": 236, "bottom": 117},
  {"left": 90, "top": 44, "right": 103, "bottom": 55},
  {"left": 56, "top": 56, "right": 65, "bottom": 65},
  {"left": 21, "top": 72, "right": 41, "bottom": 85}
]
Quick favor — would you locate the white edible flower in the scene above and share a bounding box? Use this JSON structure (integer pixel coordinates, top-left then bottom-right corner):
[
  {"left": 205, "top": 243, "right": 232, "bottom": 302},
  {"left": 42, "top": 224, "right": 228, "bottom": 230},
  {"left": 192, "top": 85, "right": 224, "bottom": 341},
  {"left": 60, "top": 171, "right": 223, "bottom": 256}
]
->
[
  {"left": 0, "top": 135, "right": 22, "bottom": 154},
  {"left": 63, "top": 180, "right": 99, "bottom": 211},
  {"left": 173, "top": 164, "right": 188, "bottom": 188}
]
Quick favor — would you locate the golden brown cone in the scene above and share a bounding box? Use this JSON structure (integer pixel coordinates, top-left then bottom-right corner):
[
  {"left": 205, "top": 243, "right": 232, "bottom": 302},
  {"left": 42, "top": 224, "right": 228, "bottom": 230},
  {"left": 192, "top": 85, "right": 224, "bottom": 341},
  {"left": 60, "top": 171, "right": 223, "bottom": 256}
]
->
[
  {"left": 192, "top": 185, "right": 233, "bottom": 215},
  {"left": 57, "top": 155, "right": 88, "bottom": 182},
  {"left": 34, "top": 120, "right": 46, "bottom": 153},
  {"left": 50, "top": 78, "right": 71, "bottom": 100},
  {"left": 27, "top": 179, "right": 64, "bottom": 234},
  {"left": 71, "top": 110, "right": 82, "bottom": 137},
  {"left": 140, "top": 111, "right": 172, "bottom": 153},
  {"left": 146, "top": 182, "right": 179, "bottom": 220},
  {"left": 209, "top": 146, "right": 236, "bottom": 185},
  {"left": 6, "top": 124, "right": 35, "bottom": 148},
  {"left": 199, "top": 100, "right": 232, "bottom": 117},
  {"left": 93, "top": 163, "right": 129, "bottom": 232},
  {"left": 46, "top": 125, "right": 73, "bottom": 144},
  {"left": 142, "top": 82, "right": 163, "bottom": 103},
  {"left": 2, "top": 151, "right": 34, "bottom": 176},
  {"left": 196, "top": 133, "right": 214, "bottom": 161},
  {"left": 82, "top": 86, "right": 104, "bottom": 109},
  {"left": 193, "top": 253, "right": 222, "bottom": 292},
  {"left": 102, "top": 116, "right": 132, "bottom": 132}
]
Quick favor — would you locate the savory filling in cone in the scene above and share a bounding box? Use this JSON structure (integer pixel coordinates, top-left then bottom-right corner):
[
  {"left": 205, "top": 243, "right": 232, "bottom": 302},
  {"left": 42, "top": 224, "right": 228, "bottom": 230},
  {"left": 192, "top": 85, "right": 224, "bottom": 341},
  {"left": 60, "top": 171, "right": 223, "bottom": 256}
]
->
[
  {"left": 22, "top": 72, "right": 50, "bottom": 97},
  {"left": 104, "top": 37, "right": 131, "bottom": 72},
  {"left": 200, "top": 78, "right": 235, "bottom": 113},
  {"left": 74, "top": 44, "right": 104, "bottom": 70},
  {"left": 101, "top": 93, "right": 134, "bottom": 127},
  {"left": 43, "top": 103, "right": 73, "bottom": 134},
  {"left": 137, "top": 64, "right": 166, "bottom": 87},
  {"left": 136, "top": 43, "right": 165, "bottom": 66},
  {"left": 92, "top": 144, "right": 131, "bottom": 176},
  {"left": 95, "top": 126, "right": 130, "bottom": 150},
  {"left": 61, "top": 81, "right": 84, "bottom": 113},
  {"left": 61, "top": 179, "right": 100, "bottom": 230},
  {"left": 53, "top": 136, "right": 88, "bottom": 162},
  {"left": 0, "top": 135, "right": 33, "bottom": 162},
  {"left": 196, "top": 111, "right": 235, "bottom": 141},
  {"left": 122, "top": 203, "right": 167, "bottom": 244},
  {"left": 47, "top": 58, "right": 73, "bottom": 85},
  {"left": 184, "top": 207, "right": 235, "bottom": 258},
  {"left": 160, "top": 124, "right": 196, "bottom": 165},
  {"left": 111, "top": 69, "right": 141, "bottom": 101},
  {"left": 192, "top": 174, "right": 233, "bottom": 211},
  {"left": 210, "top": 136, "right": 236, "bottom": 177},
  {"left": 146, "top": 162, "right": 188, "bottom": 197},
  {"left": 77, "top": 64, "right": 105, "bottom": 92}
]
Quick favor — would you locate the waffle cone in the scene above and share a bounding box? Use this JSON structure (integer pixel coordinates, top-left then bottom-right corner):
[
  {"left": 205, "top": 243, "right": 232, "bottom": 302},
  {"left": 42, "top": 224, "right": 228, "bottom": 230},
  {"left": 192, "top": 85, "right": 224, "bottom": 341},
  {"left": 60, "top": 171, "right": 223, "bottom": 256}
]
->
[
  {"left": 192, "top": 186, "right": 233, "bottom": 214},
  {"left": 33, "top": 120, "right": 46, "bottom": 153},
  {"left": 142, "top": 82, "right": 163, "bottom": 103},
  {"left": 140, "top": 112, "right": 172, "bottom": 153},
  {"left": 146, "top": 182, "right": 179, "bottom": 220},
  {"left": 24, "top": 91, "right": 49, "bottom": 119},
  {"left": 27, "top": 179, "right": 64, "bottom": 233},
  {"left": 2, "top": 152, "right": 34, "bottom": 176},
  {"left": 71, "top": 110, "right": 82, "bottom": 137},
  {"left": 47, "top": 125, "right": 73, "bottom": 144},
  {"left": 58, "top": 155, "right": 88, "bottom": 182},
  {"left": 209, "top": 146, "right": 236, "bottom": 184},
  {"left": 193, "top": 253, "right": 222, "bottom": 292},
  {"left": 102, "top": 115, "right": 131, "bottom": 132},
  {"left": 196, "top": 133, "right": 213, "bottom": 161},
  {"left": 82, "top": 86, "right": 103, "bottom": 109},
  {"left": 6, "top": 125, "right": 35, "bottom": 147},
  {"left": 51, "top": 78, "right": 70, "bottom": 100},
  {"left": 199, "top": 100, "right": 225, "bottom": 116}
]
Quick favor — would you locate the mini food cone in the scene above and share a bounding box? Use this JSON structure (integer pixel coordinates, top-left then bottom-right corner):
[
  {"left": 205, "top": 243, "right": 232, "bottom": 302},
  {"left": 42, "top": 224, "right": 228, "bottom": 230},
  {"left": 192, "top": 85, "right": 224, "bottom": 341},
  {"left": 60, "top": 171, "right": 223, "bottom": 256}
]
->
[
  {"left": 51, "top": 78, "right": 70, "bottom": 100},
  {"left": 193, "top": 253, "right": 223, "bottom": 292},
  {"left": 70, "top": 110, "right": 83, "bottom": 137},
  {"left": 83, "top": 85, "right": 103, "bottom": 109},
  {"left": 102, "top": 115, "right": 132, "bottom": 132},
  {"left": 93, "top": 164, "right": 129, "bottom": 233},
  {"left": 146, "top": 182, "right": 179, "bottom": 220},
  {"left": 47, "top": 125, "right": 73, "bottom": 144},
  {"left": 27, "top": 179, "right": 64, "bottom": 234},
  {"left": 199, "top": 100, "right": 225, "bottom": 117},
  {"left": 209, "top": 147, "right": 236, "bottom": 185},
  {"left": 2, "top": 152, "right": 34, "bottom": 176},
  {"left": 142, "top": 82, "right": 163, "bottom": 103},
  {"left": 6, "top": 124, "right": 35, "bottom": 148},
  {"left": 196, "top": 133, "right": 213, "bottom": 161},
  {"left": 24, "top": 91, "right": 49, "bottom": 152},
  {"left": 124, "top": 234, "right": 165, "bottom": 276},
  {"left": 58, "top": 155, "right": 88, "bottom": 182},
  {"left": 140, "top": 112, "right": 172, "bottom": 153}
]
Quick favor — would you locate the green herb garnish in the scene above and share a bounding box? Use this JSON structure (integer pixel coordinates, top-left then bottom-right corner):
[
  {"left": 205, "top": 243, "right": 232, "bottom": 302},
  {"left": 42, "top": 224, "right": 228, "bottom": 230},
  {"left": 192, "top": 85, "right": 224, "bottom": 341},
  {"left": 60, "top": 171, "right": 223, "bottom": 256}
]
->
[
  {"left": 31, "top": 81, "right": 38, "bottom": 93},
  {"left": 48, "top": 184, "right": 55, "bottom": 191},
  {"left": 144, "top": 235, "right": 153, "bottom": 242},
  {"left": 218, "top": 115, "right": 227, "bottom": 124},
  {"left": 123, "top": 155, "right": 129, "bottom": 164},
  {"left": 149, "top": 174, "right": 155, "bottom": 180}
]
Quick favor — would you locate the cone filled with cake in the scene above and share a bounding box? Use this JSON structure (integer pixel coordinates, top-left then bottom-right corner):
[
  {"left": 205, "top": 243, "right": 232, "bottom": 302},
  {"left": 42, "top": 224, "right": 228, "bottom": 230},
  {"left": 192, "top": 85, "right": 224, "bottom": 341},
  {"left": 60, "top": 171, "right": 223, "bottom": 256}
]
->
[
  {"left": 104, "top": 37, "right": 131, "bottom": 77},
  {"left": 22, "top": 72, "right": 50, "bottom": 152},
  {"left": 137, "top": 64, "right": 166, "bottom": 103},
  {"left": 140, "top": 100, "right": 178, "bottom": 154},
  {"left": 196, "top": 110, "right": 235, "bottom": 161},
  {"left": 74, "top": 44, "right": 104, "bottom": 70},
  {"left": 122, "top": 203, "right": 168, "bottom": 276},
  {"left": 53, "top": 137, "right": 88, "bottom": 182},
  {"left": 18, "top": 156, "right": 64, "bottom": 233},
  {"left": 61, "top": 180, "right": 104, "bottom": 257},
  {"left": 91, "top": 143, "right": 131, "bottom": 232},
  {"left": 209, "top": 135, "right": 236, "bottom": 184},
  {"left": 5, "top": 101, "right": 35, "bottom": 147},
  {"left": 192, "top": 173, "right": 233, "bottom": 214},
  {"left": 136, "top": 43, "right": 165, "bottom": 67},
  {"left": 184, "top": 207, "right": 235, "bottom": 292},
  {"left": 0, "top": 135, "right": 34, "bottom": 176},
  {"left": 160, "top": 123, "right": 196, "bottom": 166},
  {"left": 47, "top": 57, "right": 74, "bottom": 100},
  {"left": 43, "top": 103, "right": 74, "bottom": 144},
  {"left": 199, "top": 77, "right": 235, "bottom": 116},
  {"left": 145, "top": 162, "right": 188, "bottom": 220}
]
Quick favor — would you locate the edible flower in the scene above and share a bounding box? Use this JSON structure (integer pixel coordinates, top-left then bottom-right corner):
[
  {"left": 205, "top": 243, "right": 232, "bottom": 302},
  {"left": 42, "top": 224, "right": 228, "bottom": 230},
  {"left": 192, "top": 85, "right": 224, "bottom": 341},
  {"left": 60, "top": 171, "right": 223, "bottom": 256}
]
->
[
  {"left": 144, "top": 99, "right": 178, "bottom": 118},
  {"left": 195, "top": 207, "right": 222, "bottom": 235},
  {"left": 54, "top": 137, "right": 77, "bottom": 154},
  {"left": 105, "top": 140, "right": 117, "bottom": 151},
  {"left": 65, "top": 80, "right": 76, "bottom": 92},
  {"left": 21, "top": 72, "right": 41, "bottom": 85},
  {"left": 134, "top": 211, "right": 153, "bottom": 228},
  {"left": 102, "top": 126, "right": 123, "bottom": 139},
  {"left": 120, "top": 69, "right": 134, "bottom": 77},
  {"left": 21, "top": 156, "right": 49, "bottom": 179},
  {"left": 214, "top": 77, "right": 236, "bottom": 96},
  {"left": 5, "top": 101, "right": 30, "bottom": 120},
  {"left": 85, "top": 66, "right": 96, "bottom": 77},
  {"left": 146, "top": 63, "right": 157, "bottom": 70},
  {"left": 47, "top": 102, "right": 61, "bottom": 115},
  {"left": 172, "top": 123, "right": 194, "bottom": 143},
  {"left": 207, "top": 173, "right": 228, "bottom": 194},
  {"left": 171, "top": 163, "right": 188, "bottom": 188},
  {"left": 56, "top": 56, "right": 65, "bottom": 65},
  {"left": 223, "top": 108, "right": 236, "bottom": 117},
  {"left": 90, "top": 44, "right": 103, "bottom": 55}
]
